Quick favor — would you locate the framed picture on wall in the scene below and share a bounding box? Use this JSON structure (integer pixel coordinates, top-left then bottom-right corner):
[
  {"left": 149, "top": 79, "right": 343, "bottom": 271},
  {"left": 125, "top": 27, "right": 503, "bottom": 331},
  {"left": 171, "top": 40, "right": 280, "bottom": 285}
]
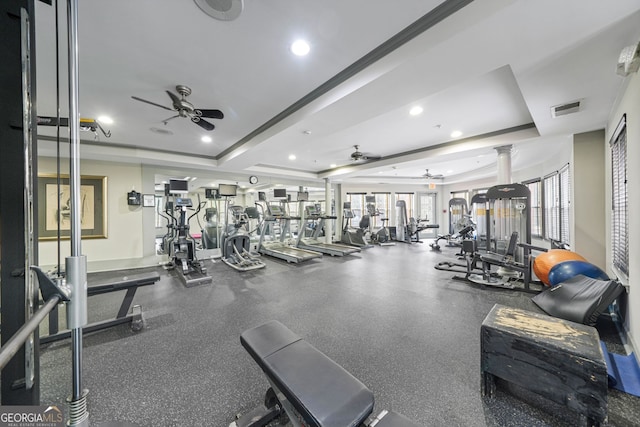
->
[
  {"left": 143, "top": 194, "right": 155, "bottom": 207},
  {"left": 37, "top": 174, "right": 108, "bottom": 240}
]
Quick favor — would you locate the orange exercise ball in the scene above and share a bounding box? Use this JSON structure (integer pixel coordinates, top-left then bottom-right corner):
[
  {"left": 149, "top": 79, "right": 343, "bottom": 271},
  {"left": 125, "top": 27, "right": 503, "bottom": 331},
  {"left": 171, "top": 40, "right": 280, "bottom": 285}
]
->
[{"left": 533, "top": 249, "right": 587, "bottom": 286}]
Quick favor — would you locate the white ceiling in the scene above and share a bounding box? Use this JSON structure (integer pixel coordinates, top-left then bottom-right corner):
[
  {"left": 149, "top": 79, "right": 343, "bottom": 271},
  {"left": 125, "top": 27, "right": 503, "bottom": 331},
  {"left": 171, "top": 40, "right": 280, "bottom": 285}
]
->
[{"left": 34, "top": 0, "right": 640, "bottom": 187}]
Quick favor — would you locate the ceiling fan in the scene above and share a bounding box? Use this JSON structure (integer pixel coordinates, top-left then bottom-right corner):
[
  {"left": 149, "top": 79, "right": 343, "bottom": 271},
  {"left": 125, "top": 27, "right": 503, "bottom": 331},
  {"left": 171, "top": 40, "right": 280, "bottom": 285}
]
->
[
  {"left": 131, "top": 85, "right": 224, "bottom": 131},
  {"left": 420, "top": 169, "right": 444, "bottom": 179},
  {"left": 349, "top": 145, "right": 381, "bottom": 162}
]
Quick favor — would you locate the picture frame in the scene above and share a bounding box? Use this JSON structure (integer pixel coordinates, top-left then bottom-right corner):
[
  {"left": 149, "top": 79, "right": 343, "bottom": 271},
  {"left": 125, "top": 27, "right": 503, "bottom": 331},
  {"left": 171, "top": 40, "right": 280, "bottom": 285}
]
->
[
  {"left": 143, "top": 194, "right": 156, "bottom": 207},
  {"left": 37, "top": 174, "right": 108, "bottom": 240}
]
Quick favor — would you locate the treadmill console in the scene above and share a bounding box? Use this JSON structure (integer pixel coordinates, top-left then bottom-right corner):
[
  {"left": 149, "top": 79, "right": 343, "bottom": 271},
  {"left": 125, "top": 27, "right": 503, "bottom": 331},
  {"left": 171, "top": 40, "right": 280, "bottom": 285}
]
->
[
  {"left": 269, "top": 205, "right": 285, "bottom": 217},
  {"left": 305, "top": 205, "right": 319, "bottom": 217}
]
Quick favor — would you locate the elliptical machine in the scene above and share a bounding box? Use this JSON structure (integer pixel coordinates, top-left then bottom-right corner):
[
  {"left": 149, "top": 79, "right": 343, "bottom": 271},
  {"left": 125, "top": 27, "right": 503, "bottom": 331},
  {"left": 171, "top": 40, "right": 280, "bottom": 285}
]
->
[
  {"left": 157, "top": 200, "right": 176, "bottom": 255},
  {"left": 221, "top": 205, "right": 266, "bottom": 271},
  {"left": 168, "top": 196, "right": 212, "bottom": 287}
]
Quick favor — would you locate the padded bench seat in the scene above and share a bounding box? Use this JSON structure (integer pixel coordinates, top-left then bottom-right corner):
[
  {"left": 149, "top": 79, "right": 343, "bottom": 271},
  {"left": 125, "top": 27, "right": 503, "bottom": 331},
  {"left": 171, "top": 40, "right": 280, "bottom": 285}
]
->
[
  {"left": 241, "top": 320, "right": 374, "bottom": 427},
  {"left": 240, "top": 320, "right": 422, "bottom": 427}
]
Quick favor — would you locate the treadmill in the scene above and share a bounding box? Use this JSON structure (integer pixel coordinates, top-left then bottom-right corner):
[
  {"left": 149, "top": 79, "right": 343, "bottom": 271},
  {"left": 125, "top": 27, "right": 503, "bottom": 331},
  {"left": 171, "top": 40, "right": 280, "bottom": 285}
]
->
[
  {"left": 296, "top": 205, "right": 360, "bottom": 256},
  {"left": 258, "top": 204, "right": 322, "bottom": 263}
]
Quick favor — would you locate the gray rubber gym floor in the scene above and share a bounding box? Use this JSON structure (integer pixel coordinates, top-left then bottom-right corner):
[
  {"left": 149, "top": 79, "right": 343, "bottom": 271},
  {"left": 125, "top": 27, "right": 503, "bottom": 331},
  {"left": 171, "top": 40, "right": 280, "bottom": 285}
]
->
[{"left": 40, "top": 243, "right": 640, "bottom": 426}]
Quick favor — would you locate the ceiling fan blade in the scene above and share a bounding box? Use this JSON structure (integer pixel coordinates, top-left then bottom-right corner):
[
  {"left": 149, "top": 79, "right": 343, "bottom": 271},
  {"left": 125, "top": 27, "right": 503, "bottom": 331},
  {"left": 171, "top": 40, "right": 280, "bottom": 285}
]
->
[
  {"left": 198, "top": 109, "right": 224, "bottom": 119},
  {"left": 166, "top": 90, "right": 182, "bottom": 105},
  {"left": 192, "top": 117, "right": 215, "bottom": 131},
  {"left": 363, "top": 155, "right": 381, "bottom": 161},
  {"left": 131, "top": 96, "right": 173, "bottom": 111}
]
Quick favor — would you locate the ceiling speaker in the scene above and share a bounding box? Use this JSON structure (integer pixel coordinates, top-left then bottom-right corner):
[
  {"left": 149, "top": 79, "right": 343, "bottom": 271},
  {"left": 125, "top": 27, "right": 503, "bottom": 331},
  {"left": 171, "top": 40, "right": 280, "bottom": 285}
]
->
[{"left": 194, "top": 0, "right": 243, "bottom": 21}]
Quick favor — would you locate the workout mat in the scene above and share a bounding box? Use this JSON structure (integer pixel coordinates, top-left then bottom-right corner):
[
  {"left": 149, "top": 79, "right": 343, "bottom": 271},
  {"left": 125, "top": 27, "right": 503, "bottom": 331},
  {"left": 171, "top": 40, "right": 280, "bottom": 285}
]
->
[{"left": 600, "top": 341, "right": 640, "bottom": 397}]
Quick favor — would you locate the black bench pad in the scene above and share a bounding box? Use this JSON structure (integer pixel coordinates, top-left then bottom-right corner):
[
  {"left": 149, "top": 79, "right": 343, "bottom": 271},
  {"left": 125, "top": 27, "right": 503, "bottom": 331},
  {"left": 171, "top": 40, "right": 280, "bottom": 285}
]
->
[{"left": 241, "top": 320, "right": 374, "bottom": 427}]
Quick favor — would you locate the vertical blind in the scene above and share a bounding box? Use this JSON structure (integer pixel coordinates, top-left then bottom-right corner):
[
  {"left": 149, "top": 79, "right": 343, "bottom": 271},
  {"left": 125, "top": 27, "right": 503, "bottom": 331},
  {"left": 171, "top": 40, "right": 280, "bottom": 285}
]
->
[
  {"left": 542, "top": 165, "right": 570, "bottom": 243},
  {"left": 543, "top": 172, "right": 560, "bottom": 241},
  {"left": 559, "top": 164, "right": 571, "bottom": 244},
  {"left": 611, "top": 115, "right": 628, "bottom": 277},
  {"left": 525, "top": 180, "right": 542, "bottom": 237}
]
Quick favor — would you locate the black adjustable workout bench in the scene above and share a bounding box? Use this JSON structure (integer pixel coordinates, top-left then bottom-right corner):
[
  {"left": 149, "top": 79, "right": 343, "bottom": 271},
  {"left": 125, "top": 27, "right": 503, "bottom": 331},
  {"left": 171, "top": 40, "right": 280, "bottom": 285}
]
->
[
  {"left": 231, "top": 320, "right": 421, "bottom": 427},
  {"left": 40, "top": 270, "right": 160, "bottom": 344}
]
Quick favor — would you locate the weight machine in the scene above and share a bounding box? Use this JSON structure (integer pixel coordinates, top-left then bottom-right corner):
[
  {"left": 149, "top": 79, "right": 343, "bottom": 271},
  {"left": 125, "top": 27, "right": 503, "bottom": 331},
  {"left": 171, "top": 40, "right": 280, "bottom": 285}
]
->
[{"left": 464, "top": 184, "right": 545, "bottom": 291}]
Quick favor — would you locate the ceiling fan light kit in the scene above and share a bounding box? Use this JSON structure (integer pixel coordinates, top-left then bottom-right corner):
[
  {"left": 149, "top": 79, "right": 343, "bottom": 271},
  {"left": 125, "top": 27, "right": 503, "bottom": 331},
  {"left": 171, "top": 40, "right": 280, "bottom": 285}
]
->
[
  {"left": 132, "top": 85, "right": 224, "bottom": 131},
  {"left": 194, "top": 0, "right": 244, "bottom": 21}
]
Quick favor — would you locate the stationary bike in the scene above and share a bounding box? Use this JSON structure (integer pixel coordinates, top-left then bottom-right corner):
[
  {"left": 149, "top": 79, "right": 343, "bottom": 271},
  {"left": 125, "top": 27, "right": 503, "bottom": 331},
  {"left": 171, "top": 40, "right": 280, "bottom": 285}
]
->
[{"left": 366, "top": 203, "right": 394, "bottom": 245}]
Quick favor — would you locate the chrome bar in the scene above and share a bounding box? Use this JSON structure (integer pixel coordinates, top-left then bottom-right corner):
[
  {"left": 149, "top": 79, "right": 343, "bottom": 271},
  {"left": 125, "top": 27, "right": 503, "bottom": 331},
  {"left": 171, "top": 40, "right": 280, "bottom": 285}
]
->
[
  {"left": 67, "top": 0, "right": 80, "bottom": 256},
  {"left": 0, "top": 297, "right": 61, "bottom": 371},
  {"left": 66, "top": 3, "right": 89, "bottom": 424},
  {"left": 20, "top": 6, "right": 37, "bottom": 391}
]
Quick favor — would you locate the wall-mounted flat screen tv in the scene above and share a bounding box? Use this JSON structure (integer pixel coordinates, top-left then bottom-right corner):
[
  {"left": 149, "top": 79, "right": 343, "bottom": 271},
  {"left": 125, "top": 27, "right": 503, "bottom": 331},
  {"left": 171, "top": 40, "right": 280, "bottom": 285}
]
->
[
  {"left": 169, "top": 179, "right": 189, "bottom": 194},
  {"left": 218, "top": 183, "right": 238, "bottom": 197}
]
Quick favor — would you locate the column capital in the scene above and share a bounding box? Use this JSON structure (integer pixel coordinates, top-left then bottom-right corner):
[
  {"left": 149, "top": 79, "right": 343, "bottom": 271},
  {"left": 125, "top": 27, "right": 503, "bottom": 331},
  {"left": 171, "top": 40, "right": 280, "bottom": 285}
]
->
[{"left": 494, "top": 144, "right": 513, "bottom": 155}]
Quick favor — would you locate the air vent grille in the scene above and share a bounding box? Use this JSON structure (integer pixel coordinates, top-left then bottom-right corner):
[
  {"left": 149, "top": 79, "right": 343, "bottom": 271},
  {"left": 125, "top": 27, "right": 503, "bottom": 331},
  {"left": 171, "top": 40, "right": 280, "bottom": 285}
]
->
[{"left": 551, "top": 100, "right": 581, "bottom": 118}]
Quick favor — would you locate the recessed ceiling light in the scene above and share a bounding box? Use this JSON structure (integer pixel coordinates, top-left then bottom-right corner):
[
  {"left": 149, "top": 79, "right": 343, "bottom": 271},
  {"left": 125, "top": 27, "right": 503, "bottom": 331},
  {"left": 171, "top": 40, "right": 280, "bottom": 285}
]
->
[
  {"left": 302, "top": 130, "right": 312, "bottom": 135},
  {"left": 450, "top": 130, "right": 463, "bottom": 138},
  {"left": 97, "top": 115, "right": 113, "bottom": 124},
  {"left": 288, "top": 154, "right": 296, "bottom": 160},
  {"left": 409, "top": 106, "right": 423, "bottom": 116},
  {"left": 446, "top": 170, "right": 453, "bottom": 174},
  {"left": 291, "top": 39, "right": 310, "bottom": 56},
  {"left": 201, "top": 136, "right": 212, "bottom": 143},
  {"left": 330, "top": 163, "right": 337, "bottom": 168}
]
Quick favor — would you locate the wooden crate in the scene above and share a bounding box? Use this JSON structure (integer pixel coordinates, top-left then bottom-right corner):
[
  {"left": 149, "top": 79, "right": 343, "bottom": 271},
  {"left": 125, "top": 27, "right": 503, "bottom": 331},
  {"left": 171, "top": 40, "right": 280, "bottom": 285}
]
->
[{"left": 481, "top": 304, "right": 607, "bottom": 426}]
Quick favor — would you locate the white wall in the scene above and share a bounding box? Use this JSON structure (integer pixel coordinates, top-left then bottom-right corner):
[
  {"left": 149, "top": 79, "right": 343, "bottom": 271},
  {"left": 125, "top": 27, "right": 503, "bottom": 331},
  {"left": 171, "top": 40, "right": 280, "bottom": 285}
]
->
[
  {"left": 606, "top": 70, "right": 640, "bottom": 353},
  {"left": 38, "top": 157, "right": 144, "bottom": 267},
  {"left": 573, "top": 130, "right": 606, "bottom": 269}
]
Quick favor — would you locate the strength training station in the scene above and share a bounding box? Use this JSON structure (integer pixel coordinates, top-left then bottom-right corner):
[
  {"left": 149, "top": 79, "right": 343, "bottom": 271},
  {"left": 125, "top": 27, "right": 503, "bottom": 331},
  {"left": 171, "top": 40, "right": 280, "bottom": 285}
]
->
[{"left": 2, "top": 1, "right": 640, "bottom": 426}]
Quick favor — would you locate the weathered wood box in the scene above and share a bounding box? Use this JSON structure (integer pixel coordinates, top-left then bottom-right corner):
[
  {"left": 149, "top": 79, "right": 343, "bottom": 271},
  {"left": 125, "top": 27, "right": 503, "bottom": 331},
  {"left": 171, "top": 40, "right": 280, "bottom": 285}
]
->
[{"left": 481, "top": 304, "right": 607, "bottom": 426}]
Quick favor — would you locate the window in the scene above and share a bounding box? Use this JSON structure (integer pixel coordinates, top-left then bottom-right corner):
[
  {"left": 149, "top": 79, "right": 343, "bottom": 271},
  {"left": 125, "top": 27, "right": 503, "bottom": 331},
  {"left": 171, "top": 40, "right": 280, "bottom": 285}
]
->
[
  {"left": 372, "top": 193, "right": 390, "bottom": 228},
  {"left": 543, "top": 164, "right": 571, "bottom": 244},
  {"left": 155, "top": 195, "right": 167, "bottom": 228},
  {"left": 395, "top": 192, "right": 414, "bottom": 227},
  {"left": 347, "top": 193, "right": 365, "bottom": 225},
  {"left": 524, "top": 179, "right": 542, "bottom": 238},
  {"left": 559, "top": 165, "right": 570, "bottom": 244},
  {"left": 543, "top": 172, "right": 560, "bottom": 241},
  {"left": 611, "top": 115, "right": 628, "bottom": 278},
  {"left": 450, "top": 190, "right": 469, "bottom": 203}
]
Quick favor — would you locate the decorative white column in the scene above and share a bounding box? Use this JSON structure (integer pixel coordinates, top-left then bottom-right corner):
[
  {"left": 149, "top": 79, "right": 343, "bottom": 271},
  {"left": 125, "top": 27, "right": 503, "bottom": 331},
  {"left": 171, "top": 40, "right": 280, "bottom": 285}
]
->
[
  {"left": 324, "top": 178, "right": 332, "bottom": 243},
  {"left": 495, "top": 145, "right": 513, "bottom": 184}
]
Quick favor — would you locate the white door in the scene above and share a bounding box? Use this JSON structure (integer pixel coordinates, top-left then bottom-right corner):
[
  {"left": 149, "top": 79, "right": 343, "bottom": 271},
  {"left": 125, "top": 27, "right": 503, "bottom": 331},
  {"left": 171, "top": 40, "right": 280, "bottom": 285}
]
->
[{"left": 417, "top": 192, "right": 438, "bottom": 238}]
